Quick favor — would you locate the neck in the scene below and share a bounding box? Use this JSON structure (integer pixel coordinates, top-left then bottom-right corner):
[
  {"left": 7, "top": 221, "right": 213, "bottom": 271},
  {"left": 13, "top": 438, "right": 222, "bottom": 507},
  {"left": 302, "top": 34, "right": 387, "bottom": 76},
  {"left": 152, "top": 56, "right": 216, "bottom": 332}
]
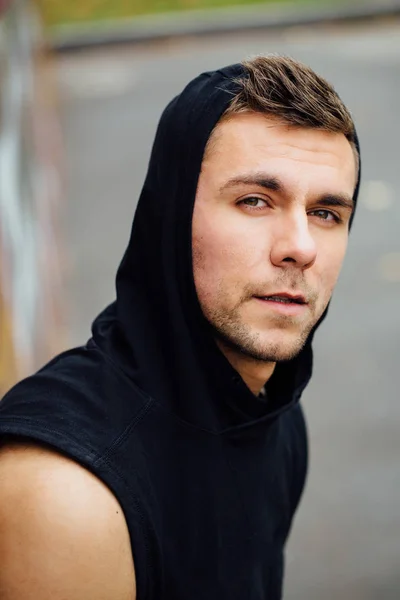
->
[{"left": 216, "top": 339, "right": 276, "bottom": 396}]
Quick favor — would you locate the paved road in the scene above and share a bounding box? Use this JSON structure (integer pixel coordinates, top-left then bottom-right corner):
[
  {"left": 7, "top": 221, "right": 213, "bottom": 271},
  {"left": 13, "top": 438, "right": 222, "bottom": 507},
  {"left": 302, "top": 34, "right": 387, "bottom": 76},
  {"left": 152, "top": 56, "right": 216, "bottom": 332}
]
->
[{"left": 56, "top": 19, "right": 400, "bottom": 599}]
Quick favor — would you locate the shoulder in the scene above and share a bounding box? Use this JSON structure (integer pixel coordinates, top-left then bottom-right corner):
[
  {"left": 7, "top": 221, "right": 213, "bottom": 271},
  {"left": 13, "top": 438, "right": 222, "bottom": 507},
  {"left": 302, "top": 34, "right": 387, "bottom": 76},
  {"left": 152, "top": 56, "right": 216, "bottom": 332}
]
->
[
  {"left": 0, "top": 345, "right": 151, "bottom": 455},
  {"left": 281, "top": 404, "right": 309, "bottom": 516},
  {"left": 282, "top": 402, "right": 308, "bottom": 453},
  {"left": 0, "top": 441, "right": 136, "bottom": 599}
]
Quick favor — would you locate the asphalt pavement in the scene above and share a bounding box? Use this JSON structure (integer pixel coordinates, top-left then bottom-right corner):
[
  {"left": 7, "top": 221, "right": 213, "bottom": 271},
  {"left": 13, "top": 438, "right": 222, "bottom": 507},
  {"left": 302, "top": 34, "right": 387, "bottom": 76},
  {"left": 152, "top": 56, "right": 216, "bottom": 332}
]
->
[{"left": 57, "top": 19, "right": 400, "bottom": 599}]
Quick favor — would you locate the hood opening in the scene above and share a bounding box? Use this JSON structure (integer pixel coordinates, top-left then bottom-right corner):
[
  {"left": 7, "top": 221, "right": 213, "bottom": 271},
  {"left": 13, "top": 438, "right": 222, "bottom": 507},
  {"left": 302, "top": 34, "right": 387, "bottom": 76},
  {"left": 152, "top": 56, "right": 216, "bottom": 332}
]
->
[{"left": 91, "top": 63, "right": 361, "bottom": 435}]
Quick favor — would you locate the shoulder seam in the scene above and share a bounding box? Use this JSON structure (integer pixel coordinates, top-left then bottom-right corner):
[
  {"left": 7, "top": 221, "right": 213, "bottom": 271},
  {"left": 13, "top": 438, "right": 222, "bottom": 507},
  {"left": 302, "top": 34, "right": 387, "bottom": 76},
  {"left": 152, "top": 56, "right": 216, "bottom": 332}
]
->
[{"left": 93, "top": 396, "right": 155, "bottom": 467}]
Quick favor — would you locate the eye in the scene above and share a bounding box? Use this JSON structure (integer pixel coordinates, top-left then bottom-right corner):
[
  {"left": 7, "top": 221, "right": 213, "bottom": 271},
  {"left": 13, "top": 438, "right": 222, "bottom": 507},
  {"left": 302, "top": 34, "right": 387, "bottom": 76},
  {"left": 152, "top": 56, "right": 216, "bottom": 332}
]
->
[
  {"left": 309, "top": 209, "right": 340, "bottom": 223},
  {"left": 239, "top": 197, "right": 268, "bottom": 210}
]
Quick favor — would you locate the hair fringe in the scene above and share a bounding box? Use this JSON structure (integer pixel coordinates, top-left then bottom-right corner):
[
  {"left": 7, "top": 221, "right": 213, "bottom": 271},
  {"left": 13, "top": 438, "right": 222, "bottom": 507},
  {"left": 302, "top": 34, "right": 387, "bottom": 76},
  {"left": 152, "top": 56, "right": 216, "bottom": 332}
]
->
[{"left": 225, "top": 55, "right": 356, "bottom": 142}]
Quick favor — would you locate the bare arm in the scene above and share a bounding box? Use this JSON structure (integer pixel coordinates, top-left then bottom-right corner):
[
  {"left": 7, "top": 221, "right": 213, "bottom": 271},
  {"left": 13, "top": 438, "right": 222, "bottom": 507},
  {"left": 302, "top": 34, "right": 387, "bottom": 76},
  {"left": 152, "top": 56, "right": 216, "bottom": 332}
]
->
[{"left": 0, "top": 442, "right": 136, "bottom": 600}]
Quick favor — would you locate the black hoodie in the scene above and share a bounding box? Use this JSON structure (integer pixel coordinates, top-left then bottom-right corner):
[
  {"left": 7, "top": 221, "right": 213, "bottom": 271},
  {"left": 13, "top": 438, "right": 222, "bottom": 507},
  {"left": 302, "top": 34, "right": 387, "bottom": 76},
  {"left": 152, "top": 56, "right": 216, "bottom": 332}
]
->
[{"left": 0, "top": 63, "right": 360, "bottom": 599}]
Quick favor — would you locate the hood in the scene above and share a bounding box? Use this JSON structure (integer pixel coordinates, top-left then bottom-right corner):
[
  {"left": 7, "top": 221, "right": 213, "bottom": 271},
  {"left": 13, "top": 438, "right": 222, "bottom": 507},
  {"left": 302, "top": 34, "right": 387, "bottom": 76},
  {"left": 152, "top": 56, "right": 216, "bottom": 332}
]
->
[{"left": 92, "top": 63, "right": 361, "bottom": 434}]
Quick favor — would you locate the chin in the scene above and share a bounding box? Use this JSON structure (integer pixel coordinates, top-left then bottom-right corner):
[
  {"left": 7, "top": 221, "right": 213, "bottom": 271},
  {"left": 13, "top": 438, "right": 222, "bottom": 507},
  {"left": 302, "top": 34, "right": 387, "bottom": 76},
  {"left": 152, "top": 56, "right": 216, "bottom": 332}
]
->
[
  {"left": 216, "top": 325, "right": 311, "bottom": 363},
  {"left": 248, "top": 339, "right": 307, "bottom": 363}
]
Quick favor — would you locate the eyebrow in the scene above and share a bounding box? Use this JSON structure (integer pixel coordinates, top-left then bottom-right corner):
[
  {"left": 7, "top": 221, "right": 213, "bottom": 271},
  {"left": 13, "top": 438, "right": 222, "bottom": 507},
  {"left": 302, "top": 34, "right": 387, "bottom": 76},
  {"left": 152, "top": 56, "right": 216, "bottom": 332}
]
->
[{"left": 219, "top": 173, "right": 355, "bottom": 213}]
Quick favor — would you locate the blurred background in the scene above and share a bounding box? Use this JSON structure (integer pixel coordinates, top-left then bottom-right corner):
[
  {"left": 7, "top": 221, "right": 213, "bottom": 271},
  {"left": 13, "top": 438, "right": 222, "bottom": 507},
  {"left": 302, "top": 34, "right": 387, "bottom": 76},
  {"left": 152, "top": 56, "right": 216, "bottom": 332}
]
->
[{"left": 0, "top": 0, "right": 399, "bottom": 597}]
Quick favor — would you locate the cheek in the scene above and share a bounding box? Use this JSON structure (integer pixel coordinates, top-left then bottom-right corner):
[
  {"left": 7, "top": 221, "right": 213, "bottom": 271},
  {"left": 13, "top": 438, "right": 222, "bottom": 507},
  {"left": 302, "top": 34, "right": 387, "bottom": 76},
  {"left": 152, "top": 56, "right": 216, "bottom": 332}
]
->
[
  {"left": 192, "top": 220, "right": 238, "bottom": 303},
  {"left": 317, "top": 235, "right": 348, "bottom": 301},
  {"left": 192, "top": 205, "right": 261, "bottom": 305}
]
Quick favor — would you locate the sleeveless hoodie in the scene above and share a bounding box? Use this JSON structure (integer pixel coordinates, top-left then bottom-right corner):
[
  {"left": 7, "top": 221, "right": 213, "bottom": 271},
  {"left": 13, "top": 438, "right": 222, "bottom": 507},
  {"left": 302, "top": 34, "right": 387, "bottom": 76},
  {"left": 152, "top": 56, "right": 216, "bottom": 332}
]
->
[{"left": 0, "top": 63, "right": 361, "bottom": 600}]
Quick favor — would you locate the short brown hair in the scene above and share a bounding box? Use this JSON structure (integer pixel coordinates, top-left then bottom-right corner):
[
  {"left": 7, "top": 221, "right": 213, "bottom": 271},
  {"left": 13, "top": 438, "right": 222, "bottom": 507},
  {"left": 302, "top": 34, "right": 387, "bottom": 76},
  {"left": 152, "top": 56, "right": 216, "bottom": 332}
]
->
[{"left": 208, "top": 55, "right": 358, "bottom": 168}]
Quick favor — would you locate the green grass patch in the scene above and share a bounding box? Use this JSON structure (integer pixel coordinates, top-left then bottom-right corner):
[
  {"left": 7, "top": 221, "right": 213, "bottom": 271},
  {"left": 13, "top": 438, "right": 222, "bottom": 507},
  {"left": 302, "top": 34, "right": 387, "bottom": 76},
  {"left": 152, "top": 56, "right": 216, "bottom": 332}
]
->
[{"left": 36, "top": 0, "right": 305, "bottom": 28}]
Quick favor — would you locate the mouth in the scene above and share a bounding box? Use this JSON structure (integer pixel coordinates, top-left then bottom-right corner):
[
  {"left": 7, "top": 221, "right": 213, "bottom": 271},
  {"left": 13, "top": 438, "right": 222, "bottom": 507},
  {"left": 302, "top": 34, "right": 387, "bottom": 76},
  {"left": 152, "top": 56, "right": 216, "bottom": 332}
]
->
[
  {"left": 255, "top": 293, "right": 307, "bottom": 305},
  {"left": 253, "top": 292, "right": 308, "bottom": 316}
]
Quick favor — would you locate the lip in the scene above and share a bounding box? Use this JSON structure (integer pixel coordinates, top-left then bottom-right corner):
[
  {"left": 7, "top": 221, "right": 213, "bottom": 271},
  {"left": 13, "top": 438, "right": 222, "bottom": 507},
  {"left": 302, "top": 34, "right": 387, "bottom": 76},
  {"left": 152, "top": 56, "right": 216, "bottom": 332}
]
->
[{"left": 254, "top": 292, "right": 308, "bottom": 316}]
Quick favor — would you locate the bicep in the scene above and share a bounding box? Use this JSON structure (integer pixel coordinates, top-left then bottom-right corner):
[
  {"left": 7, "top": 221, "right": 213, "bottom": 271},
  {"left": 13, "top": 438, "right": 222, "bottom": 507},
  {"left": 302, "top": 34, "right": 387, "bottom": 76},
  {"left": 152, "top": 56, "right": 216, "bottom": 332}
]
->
[{"left": 0, "top": 442, "right": 136, "bottom": 600}]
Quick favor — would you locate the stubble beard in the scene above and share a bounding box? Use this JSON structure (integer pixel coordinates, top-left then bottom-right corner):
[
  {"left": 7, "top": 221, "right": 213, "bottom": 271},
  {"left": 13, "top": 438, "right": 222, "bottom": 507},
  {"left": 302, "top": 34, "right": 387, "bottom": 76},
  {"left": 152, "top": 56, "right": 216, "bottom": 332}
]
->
[{"left": 205, "top": 292, "right": 319, "bottom": 364}]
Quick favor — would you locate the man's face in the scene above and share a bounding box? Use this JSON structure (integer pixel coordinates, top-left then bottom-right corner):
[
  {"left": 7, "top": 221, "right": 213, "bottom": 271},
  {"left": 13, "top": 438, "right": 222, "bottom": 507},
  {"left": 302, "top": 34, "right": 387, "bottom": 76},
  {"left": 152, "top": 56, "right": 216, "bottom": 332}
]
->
[{"left": 192, "top": 112, "right": 357, "bottom": 362}]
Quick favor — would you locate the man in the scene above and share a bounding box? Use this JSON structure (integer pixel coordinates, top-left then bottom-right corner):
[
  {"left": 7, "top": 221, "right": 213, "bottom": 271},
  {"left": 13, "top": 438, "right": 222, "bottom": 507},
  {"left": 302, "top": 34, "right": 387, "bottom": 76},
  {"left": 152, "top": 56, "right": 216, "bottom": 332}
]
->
[{"left": 0, "top": 55, "right": 360, "bottom": 599}]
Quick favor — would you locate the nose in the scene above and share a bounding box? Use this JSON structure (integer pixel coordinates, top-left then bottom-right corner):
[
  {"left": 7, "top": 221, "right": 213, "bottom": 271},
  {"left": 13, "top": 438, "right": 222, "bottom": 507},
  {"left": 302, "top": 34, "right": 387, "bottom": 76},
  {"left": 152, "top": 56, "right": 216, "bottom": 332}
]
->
[{"left": 270, "top": 210, "right": 317, "bottom": 270}]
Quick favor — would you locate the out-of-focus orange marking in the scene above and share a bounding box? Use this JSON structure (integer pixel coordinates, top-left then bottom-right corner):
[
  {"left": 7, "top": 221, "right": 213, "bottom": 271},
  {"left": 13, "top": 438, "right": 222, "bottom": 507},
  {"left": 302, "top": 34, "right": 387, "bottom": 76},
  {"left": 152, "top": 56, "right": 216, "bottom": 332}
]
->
[{"left": 0, "top": 289, "right": 18, "bottom": 397}]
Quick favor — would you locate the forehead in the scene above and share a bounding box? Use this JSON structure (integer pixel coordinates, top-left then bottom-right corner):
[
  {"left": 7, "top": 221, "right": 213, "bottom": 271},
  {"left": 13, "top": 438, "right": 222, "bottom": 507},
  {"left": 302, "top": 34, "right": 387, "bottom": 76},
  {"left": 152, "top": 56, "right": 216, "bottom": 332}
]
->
[{"left": 203, "top": 113, "right": 357, "bottom": 192}]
